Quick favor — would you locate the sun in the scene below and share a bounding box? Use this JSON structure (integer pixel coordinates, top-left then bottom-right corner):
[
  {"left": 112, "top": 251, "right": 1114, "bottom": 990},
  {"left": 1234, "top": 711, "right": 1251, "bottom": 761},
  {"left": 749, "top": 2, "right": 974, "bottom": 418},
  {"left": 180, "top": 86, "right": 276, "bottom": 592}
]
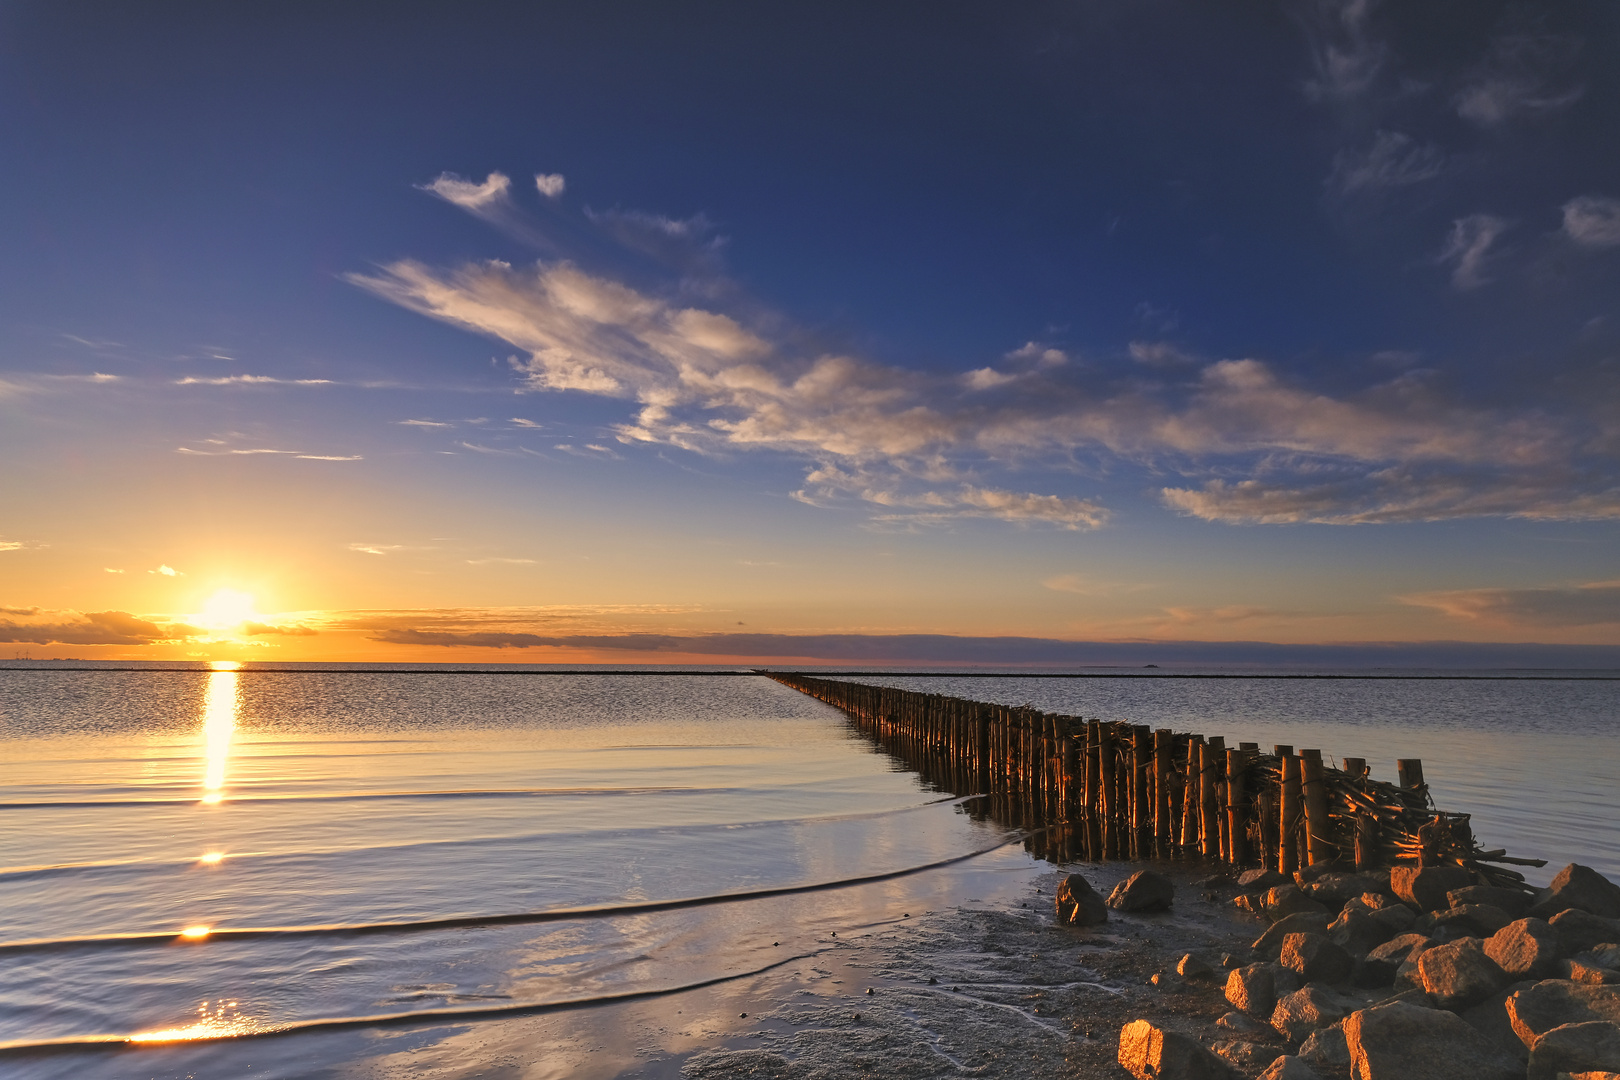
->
[{"left": 199, "top": 589, "right": 260, "bottom": 631}]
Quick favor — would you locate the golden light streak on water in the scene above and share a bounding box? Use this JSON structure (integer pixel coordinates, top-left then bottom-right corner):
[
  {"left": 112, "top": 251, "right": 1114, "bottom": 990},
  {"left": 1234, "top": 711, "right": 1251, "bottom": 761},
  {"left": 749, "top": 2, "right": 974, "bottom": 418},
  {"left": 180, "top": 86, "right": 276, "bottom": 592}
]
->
[
  {"left": 200, "top": 661, "right": 240, "bottom": 803},
  {"left": 179, "top": 924, "right": 211, "bottom": 939},
  {"left": 129, "top": 999, "right": 256, "bottom": 1043},
  {"left": 199, "top": 851, "right": 225, "bottom": 864}
]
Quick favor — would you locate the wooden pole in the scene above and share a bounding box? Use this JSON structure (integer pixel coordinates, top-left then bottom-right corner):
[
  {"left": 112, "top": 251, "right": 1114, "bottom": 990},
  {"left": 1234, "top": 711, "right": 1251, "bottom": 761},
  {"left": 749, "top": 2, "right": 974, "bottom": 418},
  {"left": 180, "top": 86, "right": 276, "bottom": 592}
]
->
[
  {"left": 1153, "top": 728, "right": 1172, "bottom": 848},
  {"left": 1342, "top": 756, "right": 1366, "bottom": 780},
  {"left": 1131, "top": 725, "right": 1150, "bottom": 856},
  {"left": 1278, "top": 751, "right": 1301, "bottom": 874},
  {"left": 1199, "top": 736, "right": 1221, "bottom": 859},
  {"left": 1181, "top": 735, "right": 1202, "bottom": 849},
  {"left": 1300, "top": 749, "right": 1334, "bottom": 868},
  {"left": 1355, "top": 812, "right": 1378, "bottom": 872},
  {"left": 1226, "top": 746, "right": 1247, "bottom": 866}
]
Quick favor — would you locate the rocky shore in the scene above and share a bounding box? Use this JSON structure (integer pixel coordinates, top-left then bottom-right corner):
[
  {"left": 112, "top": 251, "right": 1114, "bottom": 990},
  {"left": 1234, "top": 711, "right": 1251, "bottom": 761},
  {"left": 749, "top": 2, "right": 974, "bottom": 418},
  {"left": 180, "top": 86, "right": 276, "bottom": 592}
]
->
[{"left": 1083, "top": 859, "right": 1620, "bottom": 1080}]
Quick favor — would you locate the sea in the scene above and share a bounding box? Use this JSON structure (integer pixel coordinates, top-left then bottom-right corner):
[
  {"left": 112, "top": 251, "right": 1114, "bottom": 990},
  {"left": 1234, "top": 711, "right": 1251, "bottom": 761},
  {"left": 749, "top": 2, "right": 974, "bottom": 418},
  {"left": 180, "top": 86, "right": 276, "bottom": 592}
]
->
[{"left": 0, "top": 661, "right": 1615, "bottom": 1079}]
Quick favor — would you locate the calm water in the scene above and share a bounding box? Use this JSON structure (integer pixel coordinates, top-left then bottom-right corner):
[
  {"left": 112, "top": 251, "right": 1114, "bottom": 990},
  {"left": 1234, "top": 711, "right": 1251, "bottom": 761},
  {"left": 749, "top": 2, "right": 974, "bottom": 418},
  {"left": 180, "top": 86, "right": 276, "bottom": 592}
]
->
[{"left": 0, "top": 663, "right": 1616, "bottom": 1078}]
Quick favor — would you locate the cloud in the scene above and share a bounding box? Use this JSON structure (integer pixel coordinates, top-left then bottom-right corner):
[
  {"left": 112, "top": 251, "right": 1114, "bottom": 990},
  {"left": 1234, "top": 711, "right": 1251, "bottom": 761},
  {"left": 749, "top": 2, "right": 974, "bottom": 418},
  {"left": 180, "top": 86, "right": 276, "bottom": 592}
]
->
[
  {"left": 398, "top": 418, "right": 453, "bottom": 428},
  {"left": 1329, "top": 131, "right": 1444, "bottom": 194},
  {"left": 586, "top": 208, "right": 726, "bottom": 274},
  {"left": 103, "top": 567, "right": 124, "bottom": 573},
  {"left": 350, "top": 231, "right": 1616, "bottom": 528},
  {"left": 349, "top": 543, "right": 404, "bottom": 555},
  {"left": 420, "top": 171, "right": 512, "bottom": 210},
  {"left": 509, "top": 417, "right": 541, "bottom": 427},
  {"left": 242, "top": 621, "right": 318, "bottom": 636},
  {"left": 1562, "top": 196, "right": 1620, "bottom": 248},
  {"left": 466, "top": 557, "right": 538, "bottom": 565},
  {"left": 1297, "top": 0, "right": 1386, "bottom": 102},
  {"left": 1456, "top": 32, "right": 1584, "bottom": 127},
  {"left": 151, "top": 565, "right": 182, "bottom": 576},
  {"left": 1438, "top": 215, "right": 1509, "bottom": 290},
  {"left": 0, "top": 609, "right": 192, "bottom": 646},
  {"left": 295, "top": 454, "right": 362, "bottom": 461},
  {"left": 0, "top": 541, "right": 20, "bottom": 552},
  {"left": 1042, "top": 573, "right": 1150, "bottom": 596},
  {"left": 534, "top": 173, "right": 566, "bottom": 199},
  {"left": 175, "top": 375, "right": 333, "bottom": 386},
  {"left": 1402, "top": 581, "right": 1620, "bottom": 628}
]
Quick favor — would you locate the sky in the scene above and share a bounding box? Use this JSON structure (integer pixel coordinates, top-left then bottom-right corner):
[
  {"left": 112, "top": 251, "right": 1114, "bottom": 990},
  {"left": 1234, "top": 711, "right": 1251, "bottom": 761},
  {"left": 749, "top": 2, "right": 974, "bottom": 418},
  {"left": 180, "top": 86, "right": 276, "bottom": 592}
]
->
[{"left": 2, "top": 0, "right": 1619, "bottom": 665}]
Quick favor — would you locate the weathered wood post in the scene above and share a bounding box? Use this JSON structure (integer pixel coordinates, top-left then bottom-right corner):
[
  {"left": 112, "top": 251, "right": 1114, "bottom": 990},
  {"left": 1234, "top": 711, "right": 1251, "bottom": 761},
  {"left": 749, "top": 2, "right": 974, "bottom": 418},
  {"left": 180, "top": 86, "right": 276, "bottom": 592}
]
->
[
  {"left": 1131, "top": 725, "right": 1150, "bottom": 856},
  {"left": 1153, "top": 728, "right": 1172, "bottom": 850},
  {"left": 1300, "top": 749, "right": 1334, "bottom": 867},
  {"left": 1181, "top": 735, "right": 1202, "bottom": 850},
  {"left": 1199, "top": 736, "right": 1221, "bottom": 859},
  {"left": 1226, "top": 746, "right": 1248, "bottom": 866},
  {"left": 1278, "top": 749, "right": 1301, "bottom": 874}
]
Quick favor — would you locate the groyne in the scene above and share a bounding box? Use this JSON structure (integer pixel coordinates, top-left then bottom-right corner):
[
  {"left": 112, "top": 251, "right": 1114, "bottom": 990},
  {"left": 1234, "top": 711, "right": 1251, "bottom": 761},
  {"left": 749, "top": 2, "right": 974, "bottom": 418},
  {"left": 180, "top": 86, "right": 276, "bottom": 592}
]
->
[{"left": 763, "top": 672, "right": 1545, "bottom": 888}]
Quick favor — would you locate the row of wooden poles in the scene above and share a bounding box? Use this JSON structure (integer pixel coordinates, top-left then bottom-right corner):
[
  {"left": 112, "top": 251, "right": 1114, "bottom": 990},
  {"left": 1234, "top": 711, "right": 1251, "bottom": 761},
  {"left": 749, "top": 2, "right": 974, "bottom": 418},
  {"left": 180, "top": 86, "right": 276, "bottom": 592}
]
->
[{"left": 763, "top": 673, "right": 1532, "bottom": 884}]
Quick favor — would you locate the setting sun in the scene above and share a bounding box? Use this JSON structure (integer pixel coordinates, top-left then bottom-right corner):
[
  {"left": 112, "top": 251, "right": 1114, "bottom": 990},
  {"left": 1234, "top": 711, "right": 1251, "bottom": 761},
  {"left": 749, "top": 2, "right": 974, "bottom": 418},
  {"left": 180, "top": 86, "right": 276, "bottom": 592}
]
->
[{"left": 199, "top": 589, "right": 259, "bottom": 631}]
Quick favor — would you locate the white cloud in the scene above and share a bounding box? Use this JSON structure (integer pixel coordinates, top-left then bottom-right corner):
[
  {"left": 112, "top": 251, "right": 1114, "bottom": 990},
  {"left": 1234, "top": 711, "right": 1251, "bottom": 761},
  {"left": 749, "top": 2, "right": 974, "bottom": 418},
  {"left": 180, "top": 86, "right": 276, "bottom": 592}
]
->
[
  {"left": 466, "top": 557, "right": 538, "bottom": 565},
  {"left": 349, "top": 543, "right": 404, "bottom": 556},
  {"left": 1329, "top": 131, "right": 1444, "bottom": 193},
  {"left": 1299, "top": 0, "right": 1386, "bottom": 102},
  {"left": 1128, "top": 341, "right": 1198, "bottom": 367},
  {"left": 1456, "top": 33, "right": 1584, "bottom": 127},
  {"left": 1562, "top": 196, "right": 1620, "bottom": 248},
  {"left": 534, "top": 173, "right": 566, "bottom": 198},
  {"left": 103, "top": 567, "right": 124, "bottom": 573},
  {"left": 350, "top": 245, "right": 1613, "bottom": 528},
  {"left": 397, "top": 419, "right": 453, "bottom": 428},
  {"left": 1438, "top": 215, "right": 1509, "bottom": 290},
  {"left": 509, "top": 418, "right": 541, "bottom": 427},
  {"left": 296, "top": 454, "right": 362, "bottom": 461},
  {"left": 152, "top": 565, "right": 183, "bottom": 576},
  {"left": 421, "top": 171, "right": 512, "bottom": 210},
  {"left": 0, "top": 541, "right": 21, "bottom": 552},
  {"left": 1402, "top": 581, "right": 1620, "bottom": 628}
]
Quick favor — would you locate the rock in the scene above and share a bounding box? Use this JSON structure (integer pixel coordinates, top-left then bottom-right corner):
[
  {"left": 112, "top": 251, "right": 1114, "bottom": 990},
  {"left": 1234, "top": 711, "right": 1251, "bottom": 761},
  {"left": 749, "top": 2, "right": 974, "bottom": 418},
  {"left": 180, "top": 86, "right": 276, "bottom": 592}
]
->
[
  {"left": 1365, "top": 903, "right": 1417, "bottom": 935},
  {"left": 1450, "top": 885, "right": 1535, "bottom": 918},
  {"left": 1240, "top": 869, "right": 1290, "bottom": 893},
  {"left": 1487, "top": 918, "right": 1562, "bottom": 979},
  {"left": 1371, "top": 987, "right": 1433, "bottom": 1009},
  {"left": 1531, "top": 865, "right": 1620, "bottom": 921},
  {"left": 1463, "top": 981, "right": 1538, "bottom": 1062},
  {"left": 1228, "top": 963, "right": 1280, "bottom": 1019},
  {"left": 1592, "top": 944, "right": 1620, "bottom": 969},
  {"left": 1056, "top": 872, "right": 1110, "bottom": 927},
  {"left": 1258, "top": 1056, "right": 1322, "bottom": 1080},
  {"left": 1233, "top": 893, "right": 1264, "bottom": 916},
  {"left": 1281, "top": 932, "right": 1353, "bottom": 985},
  {"left": 1506, "top": 981, "right": 1620, "bottom": 1049},
  {"left": 1271, "top": 986, "right": 1350, "bottom": 1042},
  {"left": 1299, "top": 1022, "right": 1350, "bottom": 1068},
  {"left": 1553, "top": 909, "right": 1620, "bottom": 955},
  {"left": 1304, "top": 873, "right": 1388, "bottom": 911},
  {"left": 1330, "top": 906, "right": 1398, "bottom": 957},
  {"left": 1255, "top": 912, "right": 1333, "bottom": 955},
  {"left": 1178, "top": 953, "right": 1216, "bottom": 980},
  {"left": 1117, "top": 1019, "right": 1233, "bottom": 1080},
  {"left": 1266, "top": 884, "right": 1331, "bottom": 921},
  {"left": 1418, "top": 937, "right": 1507, "bottom": 1010},
  {"left": 1218, "top": 1010, "right": 1272, "bottom": 1037},
  {"left": 1212, "top": 1040, "right": 1276, "bottom": 1072},
  {"left": 1344, "top": 1000, "right": 1522, "bottom": 1080},
  {"left": 1391, "top": 864, "right": 1475, "bottom": 913},
  {"left": 1526, "top": 1021, "right": 1620, "bottom": 1080},
  {"left": 1564, "top": 959, "right": 1620, "bottom": 985},
  {"left": 1433, "top": 904, "right": 1516, "bottom": 939},
  {"left": 1109, "top": 870, "right": 1176, "bottom": 913},
  {"left": 1366, "top": 933, "right": 1433, "bottom": 987}
]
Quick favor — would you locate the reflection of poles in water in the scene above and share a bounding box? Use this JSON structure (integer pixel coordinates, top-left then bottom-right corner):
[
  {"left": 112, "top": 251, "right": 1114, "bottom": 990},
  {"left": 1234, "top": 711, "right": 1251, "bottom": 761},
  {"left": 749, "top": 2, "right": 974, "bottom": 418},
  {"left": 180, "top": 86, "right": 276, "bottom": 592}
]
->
[{"left": 201, "top": 666, "right": 239, "bottom": 803}]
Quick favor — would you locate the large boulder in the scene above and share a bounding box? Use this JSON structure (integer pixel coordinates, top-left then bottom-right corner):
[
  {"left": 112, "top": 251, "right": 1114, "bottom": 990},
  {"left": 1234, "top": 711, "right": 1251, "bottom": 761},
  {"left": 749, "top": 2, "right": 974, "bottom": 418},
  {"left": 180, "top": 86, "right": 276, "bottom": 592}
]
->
[
  {"left": 1433, "top": 903, "right": 1516, "bottom": 940},
  {"left": 1507, "top": 981, "right": 1620, "bottom": 1049},
  {"left": 1117, "top": 1019, "right": 1232, "bottom": 1080},
  {"left": 1227, "top": 963, "right": 1280, "bottom": 1019},
  {"left": 1329, "top": 906, "right": 1398, "bottom": 958},
  {"left": 1366, "top": 934, "right": 1433, "bottom": 988},
  {"left": 1299, "top": 1023, "right": 1350, "bottom": 1069},
  {"left": 1365, "top": 903, "right": 1417, "bottom": 936},
  {"left": 1526, "top": 1021, "right": 1620, "bottom": 1080},
  {"left": 1417, "top": 937, "right": 1507, "bottom": 1010},
  {"left": 1552, "top": 908, "right": 1620, "bottom": 955},
  {"left": 1391, "top": 865, "right": 1475, "bottom": 913},
  {"left": 1343, "top": 1000, "right": 1522, "bottom": 1080},
  {"left": 1280, "top": 932, "right": 1353, "bottom": 985},
  {"left": 1271, "top": 986, "right": 1350, "bottom": 1042},
  {"left": 1486, "top": 918, "right": 1562, "bottom": 979},
  {"left": 1564, "top": 958, "right": 1620, "bottom": 985},
  {"left": 1240, "top": 869, "right": 1290, "bottom": 894},
  {"left": 1256, "top": 912, "right": 1333, "bottom": 954},
  {"left": 1212, "top": 1040, "right": 1277, "bottom": 1073},
  {"left": 1530, "top": 865, "right": 1620, "bottom": 921},
  {"left": 1462, "top": 981, "right": 1538, "bottom": 1062},
  {"left": 1258, "top": 1057, "right": 1321, "bottom": 1080},
  {"left": 1303, "top": 873, "right": 1389, "bottom": 911},
  {"left": 1266, "top": 884, "right": 1331, "bottom": 921},
  {"left": 1109, "top": 870, "right": 1175, "bottom": 913},
  {"left": 1056, "top": 872, "right": 1110, "bottom": 927},
  {"left": 1450, "top": 885, "right": 1535, "bottom": 918}
]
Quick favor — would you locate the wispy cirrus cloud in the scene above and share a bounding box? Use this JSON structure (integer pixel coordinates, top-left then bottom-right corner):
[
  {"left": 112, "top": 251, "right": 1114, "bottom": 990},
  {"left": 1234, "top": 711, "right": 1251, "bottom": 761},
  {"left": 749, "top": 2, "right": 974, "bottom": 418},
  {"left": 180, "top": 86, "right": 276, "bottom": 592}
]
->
[
  {"left": 1296, "top": 0, "right": 1386, "bottom": 103},
  {"left": 1438, "top": 214, "right": 1509, "bottom": 290},
  {"left": 1562, "top": 196, "right": 1620, "bottom": 249},
  {"left": 1329, "top": 131, "right": 1444, "bottom": 194},
  {"left": 421, "top": 171, "right": 512, "bottom": 210},
  {"left": 1456, "top": 31, "right": 1584, "bottom": 127},
  {"left": 1401, "top": 580, "right": 1620, "bottom": 629},
  {"left": 175, "top": 375, "right": 334, "bottom": 386}
]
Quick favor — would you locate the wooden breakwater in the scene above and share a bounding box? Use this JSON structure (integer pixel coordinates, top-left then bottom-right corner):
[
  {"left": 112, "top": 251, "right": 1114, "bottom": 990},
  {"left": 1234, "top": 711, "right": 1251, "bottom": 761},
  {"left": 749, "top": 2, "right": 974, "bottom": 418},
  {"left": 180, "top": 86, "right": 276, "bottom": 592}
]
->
[{"left": 763, "top": 672, "right": 1543, "bottom": 888}]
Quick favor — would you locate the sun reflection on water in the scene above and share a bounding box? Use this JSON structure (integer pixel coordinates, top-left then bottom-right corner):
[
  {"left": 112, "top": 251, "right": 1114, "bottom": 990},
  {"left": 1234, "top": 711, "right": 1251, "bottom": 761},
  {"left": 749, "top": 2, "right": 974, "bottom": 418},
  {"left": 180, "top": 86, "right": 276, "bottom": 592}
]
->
[
  {"left": 200, "top": 661, "right": 240, "bottom": 803},
  {"left": 129, "top": 999, "right": 257, "bottom": 1043}
]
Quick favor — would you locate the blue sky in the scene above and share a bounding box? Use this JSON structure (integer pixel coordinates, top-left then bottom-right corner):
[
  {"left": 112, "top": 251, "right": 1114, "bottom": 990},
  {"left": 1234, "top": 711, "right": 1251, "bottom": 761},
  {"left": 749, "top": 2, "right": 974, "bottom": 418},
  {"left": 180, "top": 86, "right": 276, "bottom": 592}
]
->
[{"left": 2, "top": 1, "right": 1618, "bottom": 661}]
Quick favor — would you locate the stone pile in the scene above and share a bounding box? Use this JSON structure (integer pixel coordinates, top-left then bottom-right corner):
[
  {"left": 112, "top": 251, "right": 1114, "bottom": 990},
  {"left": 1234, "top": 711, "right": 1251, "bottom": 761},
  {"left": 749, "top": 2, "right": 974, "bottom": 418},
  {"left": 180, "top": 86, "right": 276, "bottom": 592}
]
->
[{"left": 1099, "top": 861, "right": 1620, "bottom": 1080}]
